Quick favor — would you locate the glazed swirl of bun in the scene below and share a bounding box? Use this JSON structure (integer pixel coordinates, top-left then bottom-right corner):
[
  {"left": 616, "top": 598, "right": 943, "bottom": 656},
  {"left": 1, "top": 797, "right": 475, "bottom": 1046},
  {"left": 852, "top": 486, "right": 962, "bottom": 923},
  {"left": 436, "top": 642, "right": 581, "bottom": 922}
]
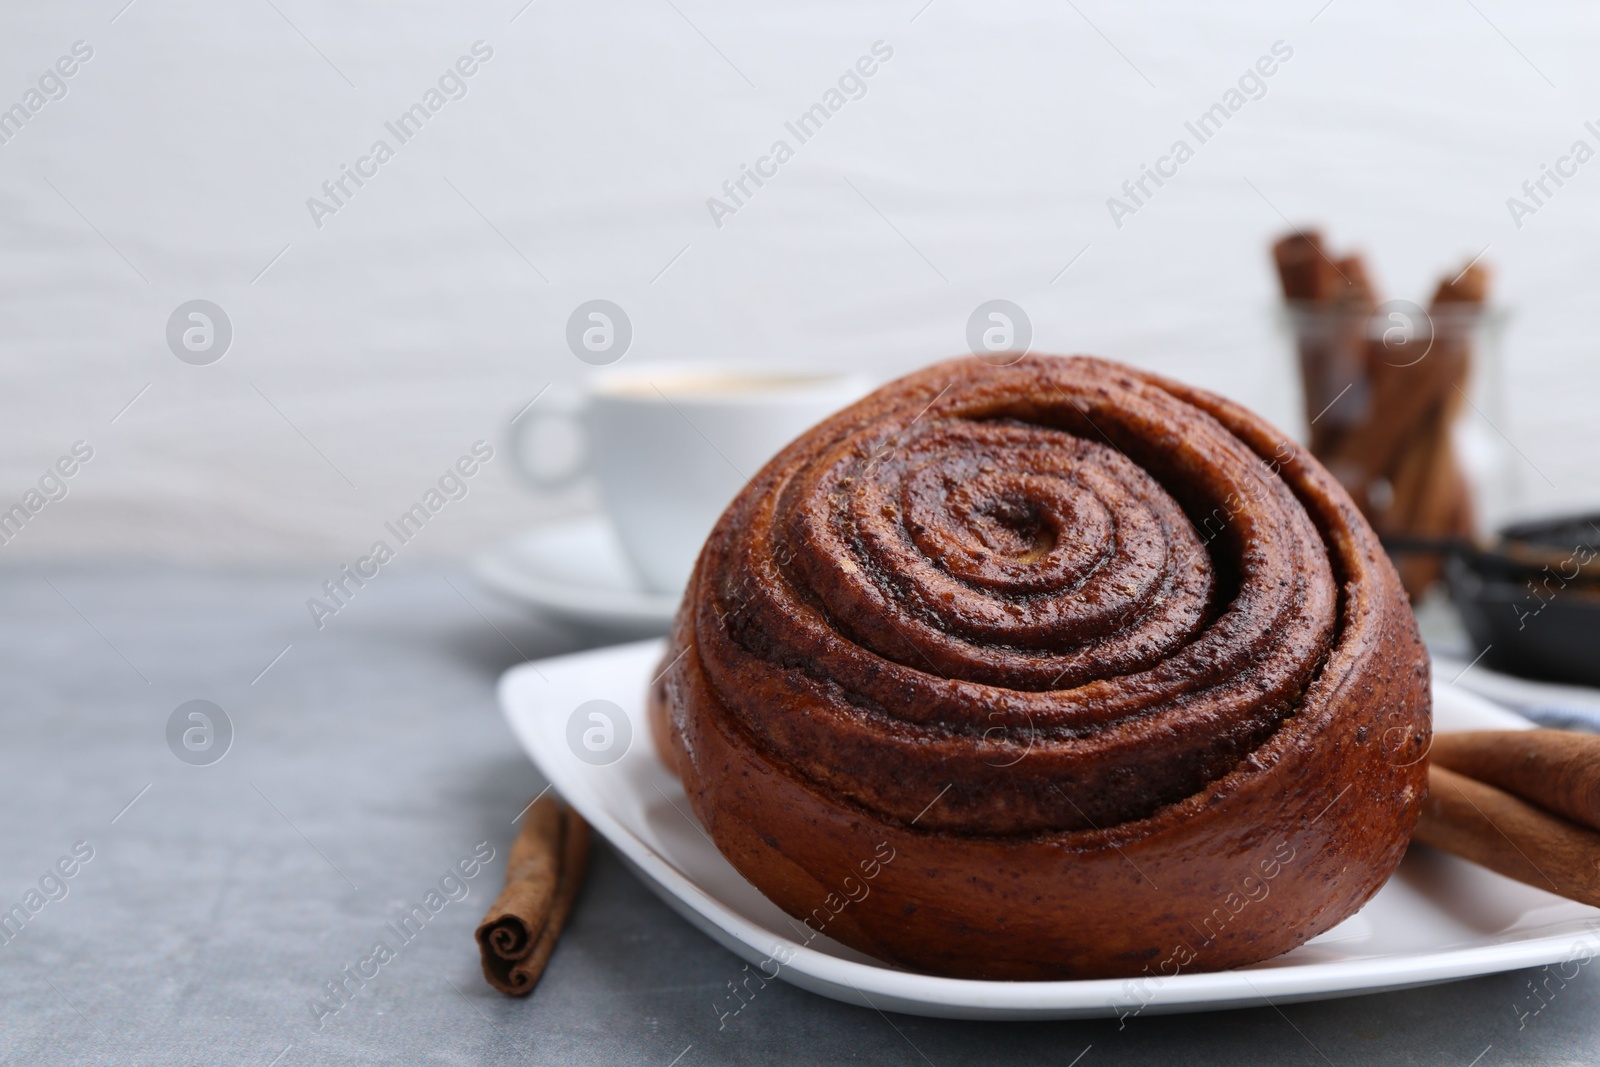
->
[{"left": 655, "top": 356, "right": 1429, "bottom": 981}]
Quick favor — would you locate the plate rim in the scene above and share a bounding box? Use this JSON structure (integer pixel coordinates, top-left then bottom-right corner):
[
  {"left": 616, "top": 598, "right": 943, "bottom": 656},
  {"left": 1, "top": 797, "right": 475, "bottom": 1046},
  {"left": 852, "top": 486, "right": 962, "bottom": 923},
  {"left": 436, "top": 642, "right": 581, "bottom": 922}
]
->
[{"left": 499, "top": 641, "right": 1600, "bottom": 1019}]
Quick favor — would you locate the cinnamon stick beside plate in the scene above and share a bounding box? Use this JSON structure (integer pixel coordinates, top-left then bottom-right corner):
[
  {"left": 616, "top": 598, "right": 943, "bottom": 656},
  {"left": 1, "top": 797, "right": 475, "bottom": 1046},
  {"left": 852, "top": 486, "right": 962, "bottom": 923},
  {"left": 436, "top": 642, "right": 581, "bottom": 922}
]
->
[{"left": 476, "top": 794, "right": 591, "bottom": 995}]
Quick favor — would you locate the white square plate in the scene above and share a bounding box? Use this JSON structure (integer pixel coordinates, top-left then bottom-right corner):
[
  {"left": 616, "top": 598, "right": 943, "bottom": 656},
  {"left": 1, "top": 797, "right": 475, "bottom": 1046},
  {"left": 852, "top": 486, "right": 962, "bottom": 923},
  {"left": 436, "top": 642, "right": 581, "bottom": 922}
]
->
[{"left": 499, "top": 640, "right": 1600, "bottom": 1019}]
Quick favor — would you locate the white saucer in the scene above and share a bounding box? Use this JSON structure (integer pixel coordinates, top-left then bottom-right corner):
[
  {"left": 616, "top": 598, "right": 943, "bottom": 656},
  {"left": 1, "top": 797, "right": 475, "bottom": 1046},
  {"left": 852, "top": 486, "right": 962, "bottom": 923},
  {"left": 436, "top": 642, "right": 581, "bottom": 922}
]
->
[
  {"left": 474, "top": 517, "right": 679, "bottom": 635},
  {"left": 499, "top": 641, "right": 1600, "bottom": 1020}
]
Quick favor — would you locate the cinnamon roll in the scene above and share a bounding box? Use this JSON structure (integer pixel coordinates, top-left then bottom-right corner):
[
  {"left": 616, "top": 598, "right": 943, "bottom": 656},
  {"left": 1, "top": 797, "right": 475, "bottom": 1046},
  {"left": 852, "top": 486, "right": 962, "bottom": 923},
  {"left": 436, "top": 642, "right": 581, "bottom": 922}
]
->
[{"left": 654, "top": 355, "right": 1429, "bottom": 980}]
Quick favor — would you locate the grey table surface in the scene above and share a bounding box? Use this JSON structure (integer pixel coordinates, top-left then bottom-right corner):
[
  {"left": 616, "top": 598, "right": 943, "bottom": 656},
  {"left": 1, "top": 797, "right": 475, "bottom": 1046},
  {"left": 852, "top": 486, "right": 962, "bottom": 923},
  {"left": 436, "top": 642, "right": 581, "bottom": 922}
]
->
[{"left": 3, "top": 563, "right": 1598, "bottom": 1067}]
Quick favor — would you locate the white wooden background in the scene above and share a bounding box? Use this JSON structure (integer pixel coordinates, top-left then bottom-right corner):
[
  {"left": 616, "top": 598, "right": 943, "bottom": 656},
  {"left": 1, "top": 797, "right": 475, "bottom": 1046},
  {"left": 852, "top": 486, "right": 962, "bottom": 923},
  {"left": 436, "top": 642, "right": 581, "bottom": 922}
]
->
[{"left": 2, "top": 0, "right": 1595, "bottom": 561}]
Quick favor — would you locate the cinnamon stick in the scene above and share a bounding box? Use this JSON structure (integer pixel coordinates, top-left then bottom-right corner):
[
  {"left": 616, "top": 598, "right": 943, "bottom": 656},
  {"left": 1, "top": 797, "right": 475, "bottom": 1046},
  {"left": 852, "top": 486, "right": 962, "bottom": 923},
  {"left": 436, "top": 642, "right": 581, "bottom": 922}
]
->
[
  {"left": 1434, "top": 261, "right": 1490, "bottom": 306},
  {"left": 1385, "top": 399, "right": 1472, "bottom": 595},
  {"left": 1272, "top": 232, "right": 1376, "bottom": 457},
  {"left": 476, "top": 795, "right": 591, "bottom": 995},
  {"left": 1385, "top": 264, "right": 1486, "bottom": 595},
  {"left": 1432, "top": 730, "right": 1600, "bottom": 833},
  {"left": 1272, "top": 230, "right": 1339, "bottom": 302},
  {"left": 1413, "top": 765, "right": 1600, "bottom": 908},
  {"left": 1331, "top": 342, "right": 1464, "bottom": 481}
]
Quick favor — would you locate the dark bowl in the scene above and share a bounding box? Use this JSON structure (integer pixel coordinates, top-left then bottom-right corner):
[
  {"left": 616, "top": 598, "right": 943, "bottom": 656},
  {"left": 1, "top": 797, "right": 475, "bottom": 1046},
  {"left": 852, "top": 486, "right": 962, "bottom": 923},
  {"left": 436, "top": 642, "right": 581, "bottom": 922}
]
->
[{"left": 1440, "top": 511, "right": 1600, "bottom": 687}]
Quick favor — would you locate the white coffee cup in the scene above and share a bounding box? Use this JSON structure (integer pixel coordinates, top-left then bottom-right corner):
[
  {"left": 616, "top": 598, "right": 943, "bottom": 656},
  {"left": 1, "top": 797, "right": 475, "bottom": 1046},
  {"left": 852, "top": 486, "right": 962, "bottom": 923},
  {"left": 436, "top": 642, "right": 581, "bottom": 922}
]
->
[{"left": 511, "top": 366, "right": 871, "bottom": 595}]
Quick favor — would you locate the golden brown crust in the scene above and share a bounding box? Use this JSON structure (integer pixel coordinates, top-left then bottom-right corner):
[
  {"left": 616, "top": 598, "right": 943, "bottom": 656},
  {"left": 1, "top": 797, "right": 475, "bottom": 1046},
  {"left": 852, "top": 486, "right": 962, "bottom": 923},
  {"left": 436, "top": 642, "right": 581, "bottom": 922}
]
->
[{"left": 658, "top": 355, "right": 1430, "bottom": 980}]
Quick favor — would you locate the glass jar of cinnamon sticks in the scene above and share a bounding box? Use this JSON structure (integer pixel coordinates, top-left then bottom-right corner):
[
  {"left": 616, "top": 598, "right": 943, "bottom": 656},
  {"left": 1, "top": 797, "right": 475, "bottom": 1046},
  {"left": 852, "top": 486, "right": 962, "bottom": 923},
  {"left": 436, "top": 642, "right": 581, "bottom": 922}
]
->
[{"left": 1272, "top": 230, "right": 1514, "bottom": 600}]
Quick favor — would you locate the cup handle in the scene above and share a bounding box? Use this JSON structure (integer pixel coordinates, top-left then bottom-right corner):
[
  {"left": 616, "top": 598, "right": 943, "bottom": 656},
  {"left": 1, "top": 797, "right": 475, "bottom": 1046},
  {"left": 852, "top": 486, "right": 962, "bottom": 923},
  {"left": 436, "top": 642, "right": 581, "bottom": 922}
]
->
[{"left": 509, "top": 388, "right": 588, "bottom": 491}]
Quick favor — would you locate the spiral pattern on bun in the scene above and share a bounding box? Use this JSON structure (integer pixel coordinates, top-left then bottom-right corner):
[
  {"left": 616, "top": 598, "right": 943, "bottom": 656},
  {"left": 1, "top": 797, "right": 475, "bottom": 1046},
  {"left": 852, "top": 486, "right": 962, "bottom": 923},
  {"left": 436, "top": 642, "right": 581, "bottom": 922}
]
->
[{"left": 655, "top": 356, "right": 1429, "bottom": 980}]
